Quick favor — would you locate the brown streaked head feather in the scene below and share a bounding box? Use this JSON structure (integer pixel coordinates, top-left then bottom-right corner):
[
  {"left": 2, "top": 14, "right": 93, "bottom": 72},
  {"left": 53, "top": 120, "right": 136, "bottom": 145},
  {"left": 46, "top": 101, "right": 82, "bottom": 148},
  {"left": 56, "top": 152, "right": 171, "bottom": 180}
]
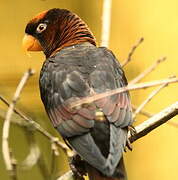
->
[{"left": 23, "top": 8, "right": 96, "bottom": 58}]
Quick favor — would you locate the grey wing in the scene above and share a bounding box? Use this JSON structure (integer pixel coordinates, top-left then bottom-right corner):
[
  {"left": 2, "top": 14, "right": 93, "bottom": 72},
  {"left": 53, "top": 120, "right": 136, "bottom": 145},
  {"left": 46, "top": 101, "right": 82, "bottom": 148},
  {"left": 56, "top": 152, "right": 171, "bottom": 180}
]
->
[{"left": 39, "top": 46, "right": 133, "bottom": 176}]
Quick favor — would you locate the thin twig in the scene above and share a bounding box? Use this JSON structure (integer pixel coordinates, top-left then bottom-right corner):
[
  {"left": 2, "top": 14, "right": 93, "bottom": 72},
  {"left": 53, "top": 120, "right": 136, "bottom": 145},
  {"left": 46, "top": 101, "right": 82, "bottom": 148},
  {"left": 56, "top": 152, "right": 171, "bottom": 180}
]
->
[
  {"left": 121, "top": 37, "right": 144, "bottom": 67},
  {"left": 100, "top": 0, "right": 112, "bottom": 47},
  {"left": 50, "top": 142, "right": 60, "bottom": 178},
  {"left": 69, "top": 77, "right": 178, "bottom": 109},
  {"left": 1, "top": 109, "right": 60, "bottom": 178},
  {"left": 132, "top": 104, "right": 178, "bottom": 128},
  {"left": 57, "top": 170, "right": 75, "bottom": 180},
  {"left": 129, "top": 101, "right": 178, "bottom": 142},
  {"left": 132, "top": 82, "right": 169, "bottom": 119},
  {"left": 0, "top": 95, "right": 73, "bottom": 157},
  {"left": 0, "top": 109, "right": 30, "bottom": 127},
  {"left": 2, "top": 69, "right": 34, "bottom": 180},
  {"left": 9, "top": 151, "right": 18, "bottom": 180},
  {"left": 132, "top": 105, "right": 153, "bottom": 117},
  {"left": 129, "top": 57, "right": 166, "bottom": 85}
]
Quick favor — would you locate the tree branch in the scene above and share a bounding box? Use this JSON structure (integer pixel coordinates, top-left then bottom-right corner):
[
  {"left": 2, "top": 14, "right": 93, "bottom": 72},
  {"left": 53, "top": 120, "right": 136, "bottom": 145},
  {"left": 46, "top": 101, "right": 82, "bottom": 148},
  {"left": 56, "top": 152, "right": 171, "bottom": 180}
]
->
[
  {"left": 132, "top": 104, "right": 178, "bottom": 128},
  {"left": 69, "top": 77, "right": 178, "bottom": 109},
  {"left": 129, "top": 57, "right": 166, "bottom": 85},
  {"left": 132, "top": 81, "right": 169, "bottom": 119},
  {"left": 129, "top": 101, "right": 178, "bottom": 142},
  {"left": 1, "top": 108, "right": 53, "bottom": 179},
  {"left": 57, "top": 170, "right": 74, "bottom": 180},
  {"left": 100, "top": 0, "right": 112, "bottom": 47},
  {"left": 132, "top": 104, "right": 153, "bottom": 118},
  {"left": 2, "top": 69, "right": 35, "bottom": 180},
  {"left": 121, "top": 37, "right": 144, "bottom": 67},
  {"left": 0, "top": 95, "right": 73, "bottom": 157}
]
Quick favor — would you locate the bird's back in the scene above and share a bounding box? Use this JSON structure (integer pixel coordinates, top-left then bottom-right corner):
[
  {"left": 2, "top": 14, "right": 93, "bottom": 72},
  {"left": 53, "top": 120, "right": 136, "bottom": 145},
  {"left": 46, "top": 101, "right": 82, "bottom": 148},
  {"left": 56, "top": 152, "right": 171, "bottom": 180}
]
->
[{"left": 39, "top": 43, "right": 133, "bottom": 178}]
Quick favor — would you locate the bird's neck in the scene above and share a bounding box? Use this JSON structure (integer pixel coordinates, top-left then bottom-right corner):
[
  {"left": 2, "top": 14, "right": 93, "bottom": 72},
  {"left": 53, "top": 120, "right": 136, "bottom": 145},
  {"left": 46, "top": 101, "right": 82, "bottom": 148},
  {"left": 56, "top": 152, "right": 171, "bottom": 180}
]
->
[{"left": 45, "top": 13, "right": 97, "bottom": 57}]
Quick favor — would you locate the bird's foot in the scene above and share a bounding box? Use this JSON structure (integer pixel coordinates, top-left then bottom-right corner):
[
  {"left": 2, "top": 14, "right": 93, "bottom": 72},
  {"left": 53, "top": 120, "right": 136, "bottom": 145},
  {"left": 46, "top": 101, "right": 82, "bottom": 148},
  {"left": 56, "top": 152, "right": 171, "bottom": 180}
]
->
[
  {"left": 128, "top": 125, "right": 137, "bottom": 136},
  {"left": 69, "top": 154, "right": 86, "bottom": 180},
  {"left": 125, "top": 125, "right": 137, "bottom": 151},
  {"left": 126, "top": 137, "right": 133, "bottom": 151}
]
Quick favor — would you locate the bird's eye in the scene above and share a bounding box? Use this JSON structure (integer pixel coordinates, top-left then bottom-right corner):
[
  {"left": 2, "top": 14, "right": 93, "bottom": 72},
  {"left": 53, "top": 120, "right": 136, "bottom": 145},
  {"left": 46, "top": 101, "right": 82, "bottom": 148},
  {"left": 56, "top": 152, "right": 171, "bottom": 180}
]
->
[{"left": 36, "top": 23, "right": 47, "bottom": 33}]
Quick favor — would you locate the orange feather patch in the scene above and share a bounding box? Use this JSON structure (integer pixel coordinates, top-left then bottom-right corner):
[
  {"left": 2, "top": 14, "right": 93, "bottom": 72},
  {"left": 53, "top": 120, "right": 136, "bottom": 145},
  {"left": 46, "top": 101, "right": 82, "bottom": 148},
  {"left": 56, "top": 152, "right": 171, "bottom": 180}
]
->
[{"left": 30, "top": 10, "right": 47, "bottom": 23}]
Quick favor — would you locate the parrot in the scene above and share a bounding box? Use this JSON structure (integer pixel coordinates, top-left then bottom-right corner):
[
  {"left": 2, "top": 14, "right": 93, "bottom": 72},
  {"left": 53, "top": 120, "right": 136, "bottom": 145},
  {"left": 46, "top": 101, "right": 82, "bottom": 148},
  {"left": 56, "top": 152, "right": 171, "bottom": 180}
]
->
[{"left": 22, "top": 8, "right": 133, "bottom": 180}]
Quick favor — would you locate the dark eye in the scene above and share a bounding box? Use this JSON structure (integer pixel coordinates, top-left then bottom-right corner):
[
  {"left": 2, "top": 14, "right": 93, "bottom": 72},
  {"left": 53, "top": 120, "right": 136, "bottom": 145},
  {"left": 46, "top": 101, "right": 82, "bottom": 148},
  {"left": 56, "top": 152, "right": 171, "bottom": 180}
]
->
[{"left": 36, "top": 23, "right": 47, "bottom": 33}]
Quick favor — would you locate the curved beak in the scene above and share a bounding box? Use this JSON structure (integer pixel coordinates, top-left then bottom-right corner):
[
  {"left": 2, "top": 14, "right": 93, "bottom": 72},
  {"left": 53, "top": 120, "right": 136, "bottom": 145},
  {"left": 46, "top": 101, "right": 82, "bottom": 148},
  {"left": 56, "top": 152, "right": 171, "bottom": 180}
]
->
[{"left": 22, "top": 34, "right": 42, "bottom": 51}]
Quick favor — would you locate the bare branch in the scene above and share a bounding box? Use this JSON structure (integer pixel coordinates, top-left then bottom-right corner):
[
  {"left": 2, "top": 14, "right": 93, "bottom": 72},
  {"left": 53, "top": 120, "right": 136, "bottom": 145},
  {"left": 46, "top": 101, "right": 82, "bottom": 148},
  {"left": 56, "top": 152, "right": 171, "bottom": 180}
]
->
[
  {"left": 0, "top": 109, "right": 30, "bottom": 128},
  {"left": 100, "top": 0, "right": 112, "bottom": 47},
  {"left": 50, "top": 141, "right": 60, "bottom": 178},
  {"left": 121, "top": 37, "right": 144, "bottom": 67},
  {"left": 9, "top": 151, "right": 18, "bottom": 180},
  {"left": 132, "top": 105, "right": 153, "bottom": 118},
  {"left": 57, "top": 170, "right": 75, "bottom": 180},
  {"left": 0, "top": 95, "right": 73, "bottom": 157},
  {"left": 129, "top": 102, "right": 178, "bottom": 143},
  {"left": 70, "top": 77, "right": 178, "bottom": 109},
  {"left": 1, "top": 108, "right": 54, "bottom": 178},
  {"left": 132, "top": 82, "right": 169, "bottom": 119},
  {"left": 129, "top": 57, "right": 166, "bottom": 85},
  {"left": 2, "top": 69, "right": 34, "bottom": 179},
  {"left": 133, "top": 106, "right": 178, "bottom": 128}
]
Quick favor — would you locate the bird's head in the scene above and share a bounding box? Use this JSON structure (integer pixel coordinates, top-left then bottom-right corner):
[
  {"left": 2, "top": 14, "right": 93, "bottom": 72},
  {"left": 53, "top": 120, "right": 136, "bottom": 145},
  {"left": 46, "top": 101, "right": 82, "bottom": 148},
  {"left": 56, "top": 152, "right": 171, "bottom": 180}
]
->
[{"left": 23, "top": 8, "right": 96, "bottom": 57}]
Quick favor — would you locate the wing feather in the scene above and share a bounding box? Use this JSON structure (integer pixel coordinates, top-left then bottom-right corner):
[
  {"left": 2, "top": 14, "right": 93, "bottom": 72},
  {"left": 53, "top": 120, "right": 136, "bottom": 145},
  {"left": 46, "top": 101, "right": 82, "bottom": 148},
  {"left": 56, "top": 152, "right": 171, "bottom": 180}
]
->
[{"left": 39, "top": 45, "right": 133, "bottom": 176}]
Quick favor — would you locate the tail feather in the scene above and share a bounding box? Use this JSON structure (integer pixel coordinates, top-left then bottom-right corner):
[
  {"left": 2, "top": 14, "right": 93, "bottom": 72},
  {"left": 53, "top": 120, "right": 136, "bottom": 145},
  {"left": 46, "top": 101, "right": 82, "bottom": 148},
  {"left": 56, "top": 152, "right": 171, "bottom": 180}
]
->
[{"left": 86, "top": 157, "right": 127, "bottom": 180}]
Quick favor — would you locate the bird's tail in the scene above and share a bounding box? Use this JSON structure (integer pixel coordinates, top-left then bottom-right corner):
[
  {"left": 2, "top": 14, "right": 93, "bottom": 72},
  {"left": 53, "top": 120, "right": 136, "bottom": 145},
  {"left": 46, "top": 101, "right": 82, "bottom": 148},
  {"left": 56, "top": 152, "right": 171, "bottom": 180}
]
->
[{"left": 86, "top": 157, "right": 127, "bottom": 180}]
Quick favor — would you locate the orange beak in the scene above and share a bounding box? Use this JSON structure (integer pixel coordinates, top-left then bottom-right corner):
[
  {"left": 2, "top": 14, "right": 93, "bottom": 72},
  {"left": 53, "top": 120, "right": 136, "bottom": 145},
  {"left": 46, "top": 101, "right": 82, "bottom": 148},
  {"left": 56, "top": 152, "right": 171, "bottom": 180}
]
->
[{"left": 22, "top": 34, "right": 42, "bottom": 51}]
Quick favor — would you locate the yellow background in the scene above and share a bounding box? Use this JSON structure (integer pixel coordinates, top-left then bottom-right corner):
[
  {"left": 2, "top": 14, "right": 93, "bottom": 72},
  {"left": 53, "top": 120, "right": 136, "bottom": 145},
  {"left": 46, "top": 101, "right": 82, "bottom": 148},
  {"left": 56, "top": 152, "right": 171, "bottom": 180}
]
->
[{"left": 0, "top": 0, "right": 178, "bottom": 180}]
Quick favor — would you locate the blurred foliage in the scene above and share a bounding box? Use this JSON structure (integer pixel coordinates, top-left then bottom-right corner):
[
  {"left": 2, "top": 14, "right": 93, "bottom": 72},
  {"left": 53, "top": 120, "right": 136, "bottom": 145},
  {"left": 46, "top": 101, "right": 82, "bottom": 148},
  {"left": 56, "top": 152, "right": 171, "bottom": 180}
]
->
[{"left": 0, "top": 0, "right": 178, "bottom": 180}]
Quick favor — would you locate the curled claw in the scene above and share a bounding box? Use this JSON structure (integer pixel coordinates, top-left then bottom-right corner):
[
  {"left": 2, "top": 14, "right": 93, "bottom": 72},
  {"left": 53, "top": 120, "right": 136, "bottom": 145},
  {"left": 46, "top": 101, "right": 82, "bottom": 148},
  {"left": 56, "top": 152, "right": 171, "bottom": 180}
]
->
[
  {"left": 126, "top": 138, "right": 133, "bottom": 151},
  {"left": 126, "top": 125, "right": 136, "bottom": 151},
  {"left": 128, "top": 125, "right": 137, "bottom": 136},
  {"left": 69, "top": 154, "right": 86, "bottom": 180}
]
